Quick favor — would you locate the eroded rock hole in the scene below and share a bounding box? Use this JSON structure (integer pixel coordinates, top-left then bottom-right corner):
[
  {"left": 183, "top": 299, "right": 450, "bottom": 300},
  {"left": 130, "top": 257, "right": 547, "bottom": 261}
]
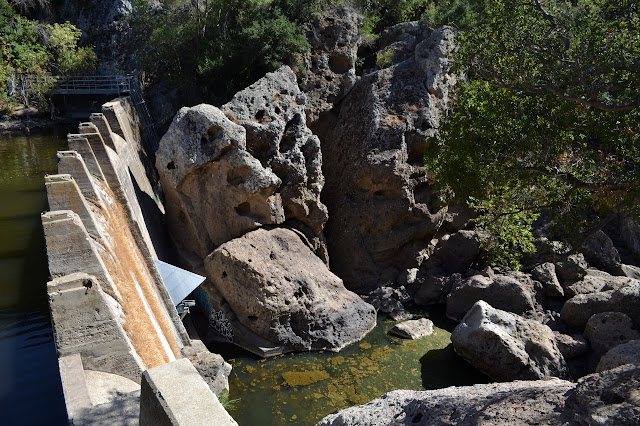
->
[
  {"left": 328, "top": 55, "right": 352, "bottom": 74},
  {"left": 222, "top": 271, "right": 227, "bottom": 278},
  {"left": 248, "top": 315, "right": 258, "bottom": 322},
  {"left": 167, "top": 161, "right": 176, "bottom": 170},
  {"left": 235, "top": 202, "right": 251, "bottom": 217}
]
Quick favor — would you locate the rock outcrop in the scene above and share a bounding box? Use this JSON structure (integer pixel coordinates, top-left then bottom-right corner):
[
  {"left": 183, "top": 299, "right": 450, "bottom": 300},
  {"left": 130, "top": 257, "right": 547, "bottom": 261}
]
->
[
  {"left": 451, "top": 301, "right": 568, "bottom": 381},
  {"left": 301, "top": 6, "right": 362, "bottom": 125},
  {"left": 322, "top": 26, "right": 458, "bottom": 290},
  {"left": 204, "top": 228, "right": 376, "bottom": 353},
  {"left": 222, "top": 66, "right": 328, "bottom": 260},
  {"left": 317, "top": 364, "right": 640, "bottom": 426},
  {"left": 317, "top": 378, "right": 574, "bottom": 425},
  {"left": 156, "top": 66, "right": 328, "bottom": 263}
]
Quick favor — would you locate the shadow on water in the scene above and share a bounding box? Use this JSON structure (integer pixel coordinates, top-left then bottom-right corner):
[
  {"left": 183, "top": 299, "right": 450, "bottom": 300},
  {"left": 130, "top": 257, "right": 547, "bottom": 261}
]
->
[{"left": 420, "top": 344, "right": 492, "bottom": 390}]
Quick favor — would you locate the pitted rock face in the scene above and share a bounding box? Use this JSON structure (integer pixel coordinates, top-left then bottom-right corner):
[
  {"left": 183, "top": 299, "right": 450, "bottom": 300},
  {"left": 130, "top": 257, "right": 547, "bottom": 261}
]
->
[
  {"left": 300, "top": 6, "right": 363, "bottom": 124},
  {"left": 155, "top": 103, "right": 284, "bottom": 260},
  {"left": 204, "top": 228, "right": 376, "bottom": 353},
  {"left": 222, "top": 66, "right": 329, "bottom": 261},
  {"left": 322, "top": 26, "right": 458, "bottom": 289}
]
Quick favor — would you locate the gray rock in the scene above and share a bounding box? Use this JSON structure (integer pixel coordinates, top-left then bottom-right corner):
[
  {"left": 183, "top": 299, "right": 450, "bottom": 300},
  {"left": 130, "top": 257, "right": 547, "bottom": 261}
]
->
[
  {"left": 221, "top": 66, "right": 329, "bottom": 261},
  {"left": 204, "top": 228, "right": 376, "bottom": 353},
  {"left": 366, "top": 286, "right": 411, "bottom": 316},
  {"left": 567, "top": 364, "right": 640, "bottom": 424},
  {"left": 556, "top": 253, "right": 589, "bottom": 281},
  {"left": 389, "top": 318, "right": 434, "bottom": 339},
  {"left": 620, "top": 214, "right": 640, "bottom": 264},
  {"left": 581, "top": 231, "right": 621, "bottom": 273},
  {"left": 616, "top": 263, "right": 640, "bottom": 280},
  {"left": 554, "top": 331, "right": 590, "bottom": 359},
  {"left": 446, "top": 270, "right": 539, "bottom": 321},
  {"left": 188, "top": 352, "right": 232, "bottom": 397},
  {"left": 564, "top": 270, "right": 634, "bottom": 298},
  {"left": 414, "top": 270, "right": 460, "bottom": 306},
  {"left": 451, "top": 301, "right": 568, "bottom": 381},
  {"left": 596, "top": 340, "right": 640, "bottom": 372},
  {"left": 318, "top": 365, "right": 640, "bottom": 426},
  {"left": 585, "top": 312, "right": 640, "bottom": 356},
  {"left": 427, "top": 230, "right": 481, "bottom": 274},
  {"left": 301, "top": 6, "right": 362, "bottom": 124},
  {"left": 561, "top": 280, "right": 640, "bottom": 329},
  {"left": 156, "top": 103, "right": 284, "bottom": 260},
  {"left": 322, "top": 26, "right": 457, "bottom": 290},
  {"left": 532, "top": 262, "right": 564, "bottom": 297},
  {"left": 316, "top": 379, "right": 574, "bottom": 426},
  {"left": 377, "top": 22, "right": 432, "bottom": 67},
  {"left": 157, "top": 67, "right": 329, "bottom": 262}
]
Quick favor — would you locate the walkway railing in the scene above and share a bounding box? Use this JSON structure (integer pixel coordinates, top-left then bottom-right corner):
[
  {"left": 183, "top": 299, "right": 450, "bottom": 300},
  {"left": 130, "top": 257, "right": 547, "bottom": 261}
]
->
[{"left": 14, "top": 74, "right": 160, "bottom": 152}]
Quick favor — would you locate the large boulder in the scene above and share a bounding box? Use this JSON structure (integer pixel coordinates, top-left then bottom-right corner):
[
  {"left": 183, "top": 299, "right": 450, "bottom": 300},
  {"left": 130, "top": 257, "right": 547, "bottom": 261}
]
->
[
  {"left": 567, "top": 364, "right": 640, "bottom": 424},
  {"left": 316, "top": 379, "right": 575, "bottom": 425},
  {"left": 221, "top": 66, "right": 329, "bottom": 260},
  {"left": 156, "top": 66, "right": 329, "bottom": 262},
  {"left": 581, "top": 231, "right": 621, "bottom": 273},
  {"left": 317, "top": 364, "right": 640, "bottom": 426},
  {"left": 321, "top": 26, "right": 457, "bottom": 290},
  {"left": 204, "top": 227, "right": 376, "bottom": 354},
  {"left": 156, "top": 104, "right": 284, "bottom": 261},
  {"left": 300, "top": 6, "right": 362, "bottom": 125},
  {"left": 596, "top": 340, "right": 640, "bottom": 372},
  {"left": 446, "top": 269, "right": 539, "bottom": 321},
  {"left": 560, "top": 280, "right": 640, "bottom": 329},
  {"left": 451, "top": 301, "right": 568, "bottom": 381},
  {"left": 584, "top": 312, "right": 640, "bottom": 357}
]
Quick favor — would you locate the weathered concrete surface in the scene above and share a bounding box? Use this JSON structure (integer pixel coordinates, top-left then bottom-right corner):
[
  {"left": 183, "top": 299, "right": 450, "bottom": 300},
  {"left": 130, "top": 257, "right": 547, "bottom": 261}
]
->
[
  {"left": 139, "top": 358, "right": 237, "bottom": 426},
  {"left": 59, "top": 354, "right": 93, "bottom": 421},
  {"left": 451, "top": 301, "right": 568, "bottom": 381},
  {"left": 47, "top": 272, "right": 144, "bottom": 383},
  {"left": 46, "top": 174, "right": 101, "bottom": 238},
  {"left": 57, "top": 150, "right": 102, "bottom": 202},
  {"left": 204, "top": 227, "right": 376, "bottom": 354}
]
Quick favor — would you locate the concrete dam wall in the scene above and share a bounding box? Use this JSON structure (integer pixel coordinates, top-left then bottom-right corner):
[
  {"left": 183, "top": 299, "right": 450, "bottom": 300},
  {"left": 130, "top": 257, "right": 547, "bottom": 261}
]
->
[{"left": 41, "top": 97, "right": 236, "bottom": 425}]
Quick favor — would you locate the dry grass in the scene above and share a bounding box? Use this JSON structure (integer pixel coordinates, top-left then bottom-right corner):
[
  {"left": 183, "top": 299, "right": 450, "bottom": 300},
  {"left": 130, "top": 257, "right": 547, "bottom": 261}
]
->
[{"left": 99, "top": 186, "right": 180, "bottom": 368}]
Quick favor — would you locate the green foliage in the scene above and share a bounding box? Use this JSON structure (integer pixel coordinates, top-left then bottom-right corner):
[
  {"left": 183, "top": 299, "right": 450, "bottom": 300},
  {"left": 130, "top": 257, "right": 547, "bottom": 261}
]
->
[
  {"left": 375, "top": 48, "right": 393, "bottom": 68},
  {"left": 129, "top": 0, "right": 320, "bottom": 103},
  {"left": 217, "top": 391, "right": 240, "bottom": 410},
  {"left": 0, "top": 1, "right": 96, "bottom": 111},
  {"left": 427, "top": 0, "right": 640, "bottom": 267},
  {"left": 420, "top": 0, "right": 481, "bottom": 29}
]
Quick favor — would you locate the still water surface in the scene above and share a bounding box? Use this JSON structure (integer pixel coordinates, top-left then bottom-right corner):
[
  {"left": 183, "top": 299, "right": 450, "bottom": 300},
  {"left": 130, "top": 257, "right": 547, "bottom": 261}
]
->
[{"left": 0, "top": 129, "right": 69, "bottom": 425}]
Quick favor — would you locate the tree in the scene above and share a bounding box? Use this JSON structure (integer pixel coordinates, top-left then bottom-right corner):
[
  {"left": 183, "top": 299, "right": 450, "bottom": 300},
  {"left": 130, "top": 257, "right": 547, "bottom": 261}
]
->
[{"left": 426, "top": 0, "right": 640, "bottom": 267}]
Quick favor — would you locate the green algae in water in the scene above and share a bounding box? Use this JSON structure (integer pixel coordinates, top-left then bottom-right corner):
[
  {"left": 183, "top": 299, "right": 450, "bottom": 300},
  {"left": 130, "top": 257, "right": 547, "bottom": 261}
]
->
[{"left": 224, "top": 312, "right": 490, "bottom": 425}]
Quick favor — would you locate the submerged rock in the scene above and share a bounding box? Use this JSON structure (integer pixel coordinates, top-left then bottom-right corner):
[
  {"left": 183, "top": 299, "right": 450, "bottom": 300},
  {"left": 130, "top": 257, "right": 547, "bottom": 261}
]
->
[
  {"left": 204, "top": 228, "right": 376, "bottom": 354},
  {"left": 389, "top": 318, "right": 434, "bottom": 339},
  {"left": 451, "top": 301, "right": 568, "bottom": 381},
  {"left": 322, "top": 26, "right": 457, "bottom": 290}
]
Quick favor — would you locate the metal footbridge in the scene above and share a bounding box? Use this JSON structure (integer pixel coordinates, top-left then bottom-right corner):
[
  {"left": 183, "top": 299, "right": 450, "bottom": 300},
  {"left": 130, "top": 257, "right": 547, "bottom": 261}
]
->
[{"left": 19, "top": 74, "right": 160, "bottom": 151}]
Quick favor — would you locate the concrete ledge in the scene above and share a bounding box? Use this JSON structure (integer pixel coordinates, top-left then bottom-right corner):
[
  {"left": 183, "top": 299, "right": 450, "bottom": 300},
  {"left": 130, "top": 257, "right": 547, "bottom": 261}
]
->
[
  {"left": 66, "top": 135, "right": 107, "bottom": 183},
  {"left": 45, "top": 174, "right": 101, "bottom": 238},
  {"left": 57, "top": 150, "right": 102, "bottom": 202},
  {"left": 139, "top": 358, "right": 237, "bottom": 426},
  {"left": 59, "top": 354, "right": 92, "bottom": 420}
]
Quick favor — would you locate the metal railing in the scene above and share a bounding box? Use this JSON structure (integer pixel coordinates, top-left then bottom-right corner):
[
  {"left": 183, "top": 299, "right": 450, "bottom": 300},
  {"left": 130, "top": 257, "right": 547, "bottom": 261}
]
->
[{"left": 15, "top": 74, "right": 160, "bottom": 152}]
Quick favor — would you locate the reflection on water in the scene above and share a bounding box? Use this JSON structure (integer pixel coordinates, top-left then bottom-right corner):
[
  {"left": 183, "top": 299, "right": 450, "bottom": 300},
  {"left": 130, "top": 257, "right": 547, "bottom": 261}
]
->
[
  {"left": 0, "top": 129, "right": 70, "bottom": 425},
  {"left": 221, "top": 310, "right": 490, "bottom": 426}
]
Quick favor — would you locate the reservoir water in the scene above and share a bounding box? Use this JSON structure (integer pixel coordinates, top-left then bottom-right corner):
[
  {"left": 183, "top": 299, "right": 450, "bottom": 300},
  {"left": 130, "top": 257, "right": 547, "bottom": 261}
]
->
[{"left": 0, "top": 128, "right": 69, "bottom": 425}]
